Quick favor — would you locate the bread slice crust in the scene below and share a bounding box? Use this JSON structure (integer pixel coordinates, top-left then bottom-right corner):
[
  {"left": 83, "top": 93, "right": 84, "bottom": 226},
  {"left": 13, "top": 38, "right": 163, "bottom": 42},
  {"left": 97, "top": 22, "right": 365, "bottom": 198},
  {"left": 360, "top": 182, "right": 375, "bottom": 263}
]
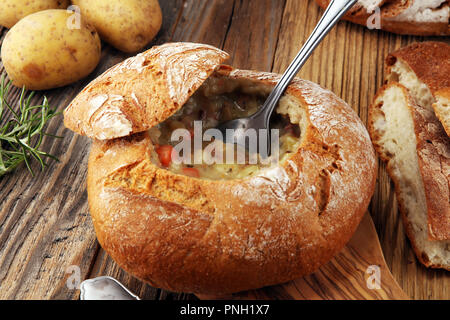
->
[
  {"left": 87, "top": 67, "right": 377, "bottom": 294},
  {"left": 386, "top": 41, "right": 450, "bottom": 137},
  {"left": 315, "top": 0, "right": 450, "bottom": 36},
  {"left": 369, "top": 83, "right": 450, "bottom": 269},
  {"left": 384, "top": 42, "right": 450, "bottom": 241}
]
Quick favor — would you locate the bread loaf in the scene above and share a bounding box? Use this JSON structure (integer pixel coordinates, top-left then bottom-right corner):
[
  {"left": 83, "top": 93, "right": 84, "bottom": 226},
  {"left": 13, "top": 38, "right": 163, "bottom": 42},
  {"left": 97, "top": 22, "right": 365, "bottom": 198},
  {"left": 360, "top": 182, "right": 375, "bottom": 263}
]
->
[
  {"left": 383, "top": 42, "right": 450, "bottom": 243},
  {"left": 64, "top": 43, "right": 378, "bottom": 294},
  {"left": 369, "top": 83, "right": 450, "bottom": 269},
  {"left": 315, "top": 0, "right": 450, "bottom": 36},
  {"left": 385, "top": 42, "right": 450, "bottom": 137}
]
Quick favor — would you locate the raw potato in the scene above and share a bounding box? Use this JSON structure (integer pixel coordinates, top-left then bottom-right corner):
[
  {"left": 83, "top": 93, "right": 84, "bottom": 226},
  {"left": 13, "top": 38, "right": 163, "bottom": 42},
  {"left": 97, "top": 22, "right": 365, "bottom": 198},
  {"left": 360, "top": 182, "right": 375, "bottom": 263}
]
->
[
  {"left": 1, "top": 10, "right": 101, "bottom": 91},
  {"left": 0, "top": 0, "right": 70, "bottom": 29},
  {"left": 72, "top": 0, "right": 162, "bottom": 53}
]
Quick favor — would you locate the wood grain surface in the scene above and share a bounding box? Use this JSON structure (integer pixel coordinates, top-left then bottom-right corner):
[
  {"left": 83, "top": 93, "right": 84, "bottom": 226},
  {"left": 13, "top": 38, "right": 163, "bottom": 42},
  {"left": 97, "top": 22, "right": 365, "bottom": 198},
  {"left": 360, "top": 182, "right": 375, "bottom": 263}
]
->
[{"left": 0, "top": 0, "right": 448, "bottom": 300}]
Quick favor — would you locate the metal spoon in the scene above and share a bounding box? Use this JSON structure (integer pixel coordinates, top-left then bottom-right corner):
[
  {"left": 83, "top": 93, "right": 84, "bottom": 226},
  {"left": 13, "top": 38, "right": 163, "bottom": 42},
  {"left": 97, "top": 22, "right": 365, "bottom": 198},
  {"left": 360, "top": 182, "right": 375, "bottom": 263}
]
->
[{"left": 215, "top": 0, "right": 357, "bottom": 156}]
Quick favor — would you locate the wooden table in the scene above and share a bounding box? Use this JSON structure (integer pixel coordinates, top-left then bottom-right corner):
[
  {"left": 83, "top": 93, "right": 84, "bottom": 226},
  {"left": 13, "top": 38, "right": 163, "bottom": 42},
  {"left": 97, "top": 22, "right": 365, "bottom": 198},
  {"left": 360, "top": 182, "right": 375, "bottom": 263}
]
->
[{"left": 0, "top": 0, "right": 448, "bottom": 300}]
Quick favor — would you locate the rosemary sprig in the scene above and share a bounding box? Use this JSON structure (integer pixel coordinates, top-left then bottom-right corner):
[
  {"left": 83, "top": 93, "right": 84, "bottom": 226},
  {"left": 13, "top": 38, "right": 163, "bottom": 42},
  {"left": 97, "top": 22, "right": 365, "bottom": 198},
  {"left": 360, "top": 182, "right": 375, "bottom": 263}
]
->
[{"left": 0, "top": 75, "right": 61, "bottom": 177}]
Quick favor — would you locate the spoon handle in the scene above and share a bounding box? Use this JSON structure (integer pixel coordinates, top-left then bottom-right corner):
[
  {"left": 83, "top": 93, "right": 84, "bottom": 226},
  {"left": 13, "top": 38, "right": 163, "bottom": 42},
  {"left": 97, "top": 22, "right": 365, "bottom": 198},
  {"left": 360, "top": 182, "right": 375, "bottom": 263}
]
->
[{"left": 260, "top": 0, "right": 358, "bottom": 123}]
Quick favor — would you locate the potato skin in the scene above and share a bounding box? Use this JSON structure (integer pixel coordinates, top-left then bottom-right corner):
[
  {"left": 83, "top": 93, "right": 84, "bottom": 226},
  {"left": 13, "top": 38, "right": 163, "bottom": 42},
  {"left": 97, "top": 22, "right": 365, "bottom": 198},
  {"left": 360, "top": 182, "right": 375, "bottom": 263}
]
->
[
  {"left": 0, "top": 0, "right": 70, "bottom": 29},
  {"left": 72, "top": 0, "right": 162, "bottom": 53},
  {"left": 1, "top": 9, "right": 101, "bottom": 91}
]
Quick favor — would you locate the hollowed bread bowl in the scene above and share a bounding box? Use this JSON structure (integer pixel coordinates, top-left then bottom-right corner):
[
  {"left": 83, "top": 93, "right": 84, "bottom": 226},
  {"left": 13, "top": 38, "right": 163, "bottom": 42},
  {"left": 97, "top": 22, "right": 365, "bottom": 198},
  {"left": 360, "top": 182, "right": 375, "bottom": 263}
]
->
[{"left": 64, "top": 42, "right": 377, "bottom": 294}]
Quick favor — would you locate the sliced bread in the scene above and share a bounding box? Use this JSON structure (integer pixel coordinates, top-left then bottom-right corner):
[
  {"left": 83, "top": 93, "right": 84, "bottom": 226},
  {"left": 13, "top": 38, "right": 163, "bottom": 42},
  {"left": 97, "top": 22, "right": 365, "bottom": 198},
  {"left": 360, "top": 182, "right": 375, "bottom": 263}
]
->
[
  {"left": 315, "top": 0, "right": 450, "bottom": 36},
  {"left": 369, "top": 83, "right": 450, "bottom": 269},
  {"left": 385, "top": 42, "right": 450, "bottom": 137}
]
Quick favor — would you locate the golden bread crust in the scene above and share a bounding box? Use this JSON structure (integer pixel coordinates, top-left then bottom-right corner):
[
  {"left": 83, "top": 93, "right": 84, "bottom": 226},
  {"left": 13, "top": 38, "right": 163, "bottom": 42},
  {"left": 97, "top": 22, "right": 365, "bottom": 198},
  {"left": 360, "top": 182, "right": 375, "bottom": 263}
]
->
[
  {"left": 87, "top": 68, "right": 377, "bottom": 294},
  {"left": 64, "top": 42, "right": 229, "bottom": 140}
]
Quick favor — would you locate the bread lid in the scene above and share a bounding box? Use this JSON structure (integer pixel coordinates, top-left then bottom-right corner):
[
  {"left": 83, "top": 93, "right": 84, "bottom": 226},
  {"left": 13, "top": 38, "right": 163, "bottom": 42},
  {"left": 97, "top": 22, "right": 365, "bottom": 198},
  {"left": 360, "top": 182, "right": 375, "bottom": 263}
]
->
[{"left": 64, "top": 42, "right": 229, "bottom": 140}]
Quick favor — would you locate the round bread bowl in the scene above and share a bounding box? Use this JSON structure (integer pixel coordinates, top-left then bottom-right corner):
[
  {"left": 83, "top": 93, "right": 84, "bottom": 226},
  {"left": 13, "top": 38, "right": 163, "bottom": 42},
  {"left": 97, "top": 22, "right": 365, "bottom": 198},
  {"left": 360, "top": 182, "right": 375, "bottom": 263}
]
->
[
  {"left": 65, "top": 43, "right": 377, "bottom": 294},
  {"left": 315, "top": 0, "right": 450, "bottom": 36}
]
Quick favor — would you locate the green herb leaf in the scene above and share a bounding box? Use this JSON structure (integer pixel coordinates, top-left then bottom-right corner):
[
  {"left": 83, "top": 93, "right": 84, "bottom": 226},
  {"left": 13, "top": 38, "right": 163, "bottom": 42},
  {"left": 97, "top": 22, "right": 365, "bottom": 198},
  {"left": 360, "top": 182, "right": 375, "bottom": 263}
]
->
[{"left": 0, "top": 75, "right": 61, "bottom": 177}]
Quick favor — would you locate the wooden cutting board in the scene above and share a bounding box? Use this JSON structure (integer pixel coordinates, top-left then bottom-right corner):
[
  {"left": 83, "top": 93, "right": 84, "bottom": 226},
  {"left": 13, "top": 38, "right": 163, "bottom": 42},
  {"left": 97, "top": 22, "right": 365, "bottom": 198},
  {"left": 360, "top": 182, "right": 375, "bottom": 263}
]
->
[{"left": 198, "top": 213, "right": 409, "bottom": 300}]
